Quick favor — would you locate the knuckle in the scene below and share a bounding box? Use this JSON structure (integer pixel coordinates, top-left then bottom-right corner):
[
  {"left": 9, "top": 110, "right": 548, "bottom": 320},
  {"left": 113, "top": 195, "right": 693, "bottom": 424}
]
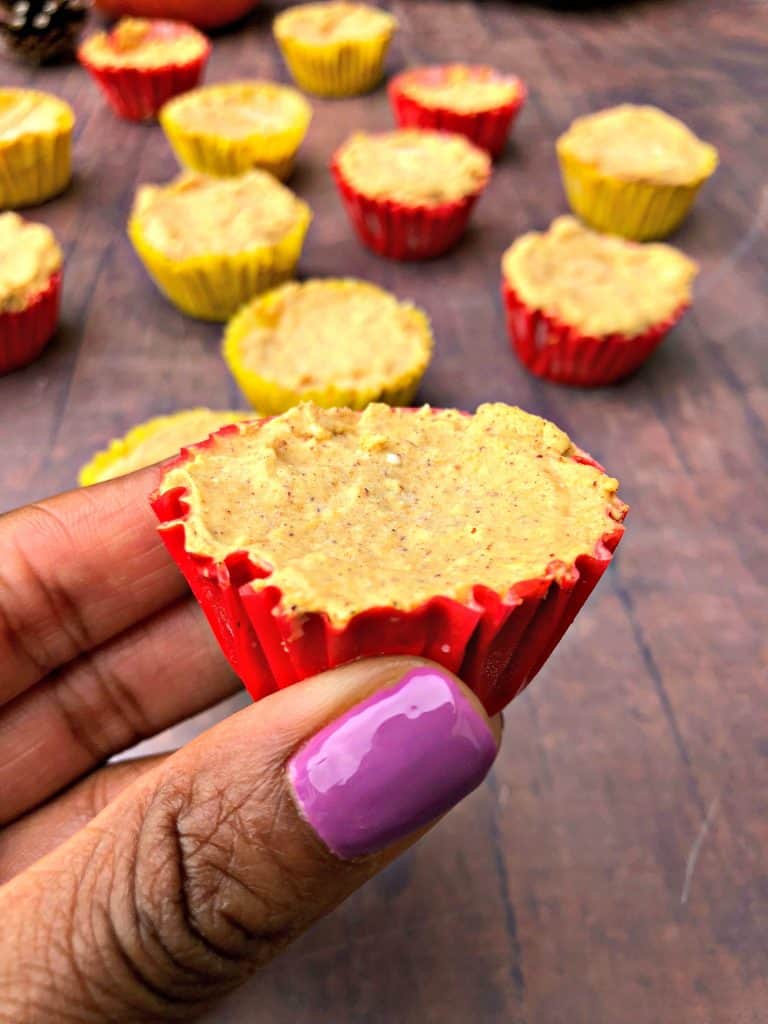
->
[{"left": 129, "top": 775, "right": 305, "bottom": 993}]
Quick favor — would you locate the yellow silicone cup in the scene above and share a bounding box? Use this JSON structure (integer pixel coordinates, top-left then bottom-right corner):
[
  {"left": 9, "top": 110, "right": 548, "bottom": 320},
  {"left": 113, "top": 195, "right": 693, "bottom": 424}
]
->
[
  {"left": 159, "top": 82, "right": 312, "bottom": 181},
  {"left": 128, "top": 201, "right": 312, "bottom": 322},
  {"left": 222, "top": 279, "right": 433, "bottom": 414},
  {"left": 78, "top": 409, "right": 253, "bottom": 486},
  {"left": 557, "top": 143, "right": 719, "bottom": 241},
  {"left": 0, "top": 90, "right": 74, "bottom": 209},
  {"left": 273, "top": 14, "right": 397, "bottom": 98}
]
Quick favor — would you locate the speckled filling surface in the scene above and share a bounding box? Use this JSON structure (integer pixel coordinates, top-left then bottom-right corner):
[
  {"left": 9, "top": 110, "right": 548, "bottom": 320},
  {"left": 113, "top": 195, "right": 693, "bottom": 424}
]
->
[{"left": 160, "top": 402, "right": 623, "bottom": 625}]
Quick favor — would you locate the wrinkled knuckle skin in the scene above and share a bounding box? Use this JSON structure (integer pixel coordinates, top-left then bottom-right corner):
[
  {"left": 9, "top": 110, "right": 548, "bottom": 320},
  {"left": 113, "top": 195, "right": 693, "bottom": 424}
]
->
[{"left": 121, "top": 776, "right": 310, "bottom": 1003}]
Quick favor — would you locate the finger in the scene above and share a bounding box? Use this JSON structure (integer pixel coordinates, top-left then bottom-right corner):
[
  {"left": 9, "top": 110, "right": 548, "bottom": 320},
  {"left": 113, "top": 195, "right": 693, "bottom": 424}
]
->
[
  {"left": 0, "top": 466, "right": 186, "bottom": 705},
  {"left": 0, "top": 599, "right": 240, "bottom": 825},
  {"left": 0, "top": 756, "right": 167, "bottom": 884},
  {"left": 0, "top": 658, "right": 501, "bottom": 1022}
]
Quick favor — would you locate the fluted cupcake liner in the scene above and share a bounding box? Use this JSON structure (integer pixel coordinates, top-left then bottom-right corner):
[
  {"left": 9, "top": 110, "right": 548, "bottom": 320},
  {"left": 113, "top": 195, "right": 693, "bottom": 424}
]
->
[
  {"left": 388, "top": 70, "right": 526, "bottom": 158},
  {"left": 151, "top": 421, "right": 626, "bottom": 716},
  {"left": 79, "top": 46, "right": 210, "bottom": 122},
  {"left": 160, "top": 85, "right": 311, "bottom": 180},
  {"left": 0, "top": 271, "right": 61, "bottom": 374},
  {"left": 222, "top": 279, "right": 433, "bottom": 413},
  {"left": 331, "top": 154, "right": 486, "bottom": 260},
  {"left": 502, "top": 281, "right": 688, "bottom": 386},
  {"left": 0, "top": 121, "right": 73, "bottom": 209},
  {"left": 128, "top": 205, "right": 311, "bottom": 321},
  {"left": 274, "top": 29, "right": 394, "bottom": 98},
  {"left": 557, "top": 147, "right": 718, "bottom": 241}
]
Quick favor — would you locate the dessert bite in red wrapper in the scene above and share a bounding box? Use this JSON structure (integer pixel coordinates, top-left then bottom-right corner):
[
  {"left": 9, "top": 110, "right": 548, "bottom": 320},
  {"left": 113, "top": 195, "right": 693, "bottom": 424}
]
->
[
  {"left": 332, "top": 129, "right": 491, "bottom": 260},
  {"left": 0, "top": 212, "right": 62, "bottom": 374},
  {"left": 78, "top": 17, "right": 210, "bottom": 122},
  {"left": 151, "top": 402, "right": 627, "bottom": 716},
  {"left": 389, "top": 64, "right": 526, "bottom": 158},
  {"left": 502, "top": 216, "right": 698, "bottom": 386}
]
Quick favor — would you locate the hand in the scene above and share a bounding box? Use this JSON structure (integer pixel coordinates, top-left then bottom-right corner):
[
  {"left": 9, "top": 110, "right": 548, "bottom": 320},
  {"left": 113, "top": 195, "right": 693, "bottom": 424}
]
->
[{"left": 0, "top": 469, "right": 501, "bottom": 1023}]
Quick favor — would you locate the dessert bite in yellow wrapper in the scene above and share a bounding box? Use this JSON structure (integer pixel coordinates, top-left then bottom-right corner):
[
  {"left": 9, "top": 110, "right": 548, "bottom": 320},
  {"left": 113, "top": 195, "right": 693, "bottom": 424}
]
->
[
  {"left": 160, "top": 81, "right": 312, "bottom": 181},
  {"left": 79, "top": 408, "right": 254, "bottom": 485},
  {"left": 0, "top": 89, "right": 74, "bottom": 209},
  {"left": 273, "top": 1, "right": 397, "bottom": 98},
  {"left": 557, "top": 104, "right": 718, "bottom": 240},
  {"left": 223, "top": 278, "right": 433, "bottom": 414},
  {"left": 128, "top": 171, "right": 312, "bottom": 322}
]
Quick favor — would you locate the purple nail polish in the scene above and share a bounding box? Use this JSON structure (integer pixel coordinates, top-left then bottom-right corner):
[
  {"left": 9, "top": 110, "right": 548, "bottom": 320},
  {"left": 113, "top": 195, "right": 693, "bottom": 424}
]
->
[{"left": 287, "top": 667, "right": 497, "bottom": 860}]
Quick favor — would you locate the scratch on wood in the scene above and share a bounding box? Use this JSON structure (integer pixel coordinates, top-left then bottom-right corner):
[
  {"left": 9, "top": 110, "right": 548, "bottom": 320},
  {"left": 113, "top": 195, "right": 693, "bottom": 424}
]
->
[
  {"left": 696, "top": 183, "right": 768, "bottom": 298},
  {"left": 681, "top": 794, "right": 721, "bottom": 906}
]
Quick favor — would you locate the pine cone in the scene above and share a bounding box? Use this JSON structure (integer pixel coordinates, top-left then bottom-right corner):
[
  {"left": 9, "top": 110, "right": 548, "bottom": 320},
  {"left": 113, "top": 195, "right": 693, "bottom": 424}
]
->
[{"left": 1, "top": 0, "right": 89, "bottom": 65}]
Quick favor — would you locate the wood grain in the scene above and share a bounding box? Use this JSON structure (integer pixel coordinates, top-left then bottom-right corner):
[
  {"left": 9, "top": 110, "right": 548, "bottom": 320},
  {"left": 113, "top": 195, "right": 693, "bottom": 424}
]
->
[{"left": 2, "top": 1, "right": 767, "bottom": 1021}]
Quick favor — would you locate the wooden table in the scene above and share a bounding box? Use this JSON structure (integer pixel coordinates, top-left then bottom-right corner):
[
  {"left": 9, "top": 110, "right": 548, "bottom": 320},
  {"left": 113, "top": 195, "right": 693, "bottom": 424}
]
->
[{"left": 2, "top": 1, "right": 766, "bottom": 1020}]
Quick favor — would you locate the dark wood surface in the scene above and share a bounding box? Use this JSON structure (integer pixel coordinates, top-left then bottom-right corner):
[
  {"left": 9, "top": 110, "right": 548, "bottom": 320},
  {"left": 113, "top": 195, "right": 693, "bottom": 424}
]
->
[{"left": 2, "top": 1, "right": 767, "bottom": 1021}]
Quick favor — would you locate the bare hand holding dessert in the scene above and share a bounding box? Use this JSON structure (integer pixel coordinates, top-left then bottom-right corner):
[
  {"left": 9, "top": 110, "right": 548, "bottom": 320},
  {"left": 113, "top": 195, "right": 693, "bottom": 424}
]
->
[{"left": 152, "top": 402, "right": 627, "bottom": 715}]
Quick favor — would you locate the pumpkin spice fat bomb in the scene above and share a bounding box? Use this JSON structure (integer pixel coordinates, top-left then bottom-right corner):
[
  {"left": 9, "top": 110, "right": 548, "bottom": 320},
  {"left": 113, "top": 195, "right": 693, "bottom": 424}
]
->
[
  {"left": 78, "top": 18, "right": 210, "bottom": 122},
  {"left": 557, "top": 104, "right": 718, "bottom": 240},
  {"left": 152, "top": 402, "right": 627, "bottom": 714},
  {"left": 79, "top": 408, "right": 254, "bottom": 486},
  {"left": 0, "top": 211, "right": 62, "bottom": 373},
  {"left": 332, "top": 129, "right": 491, "bottom": 259},
  {"left": 128, "top": 170, "right": 312, "bottom": 321},
  {"left": 389, "top": 64, "right": 527, "bottom": 157},
  {"left": 160, "top": 81, "right": 312, "bottom": 181},
  {"left": 223, "top": 278, "right": 433, "bottom": 413},
  {"left": 274, "top": 1, "right": 397, "bottom": 97},
  {"left": 0, "top": 88, "right": 74, "bottom": 208},
  {"left": 502, "top": 215, "right": 698, "bottom": 385}
]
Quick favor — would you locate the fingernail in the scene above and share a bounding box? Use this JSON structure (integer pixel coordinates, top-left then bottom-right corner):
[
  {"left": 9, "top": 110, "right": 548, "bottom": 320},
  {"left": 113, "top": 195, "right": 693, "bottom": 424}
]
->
[{"left": 287, "top": 666, "right": 497, "bottom": 859}]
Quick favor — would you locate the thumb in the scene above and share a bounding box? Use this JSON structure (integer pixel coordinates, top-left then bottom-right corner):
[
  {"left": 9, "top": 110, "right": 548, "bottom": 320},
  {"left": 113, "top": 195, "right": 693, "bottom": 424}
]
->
[{"left": 0, "top": 657, "right": 500, "bottom": 1023}]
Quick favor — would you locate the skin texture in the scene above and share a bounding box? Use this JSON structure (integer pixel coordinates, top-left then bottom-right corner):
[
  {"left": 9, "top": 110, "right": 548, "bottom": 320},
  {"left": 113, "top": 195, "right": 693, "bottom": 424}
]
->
[{"left": 0, "top": 468, "right": 500, "bottom": 1023}]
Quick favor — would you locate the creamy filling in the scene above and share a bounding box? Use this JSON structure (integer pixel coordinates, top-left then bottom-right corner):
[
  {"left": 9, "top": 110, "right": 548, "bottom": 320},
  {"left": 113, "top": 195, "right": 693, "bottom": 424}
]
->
[
  {"left": 558, "top": 104, "right": 717, "bottom": 185},
  {"left": 160, "top": 402, "right": 622, "bottom": 624},
  {"left": 88, "top": 409, "right": 253, "bottom": 483},
  {"left": 401, "top": 66, "right": 521, "bottom": 113},
  {"left": 131, "top": 171, "right": 307, "bottom": 259},
  {"left": 0, "top": 212, "right": 62, "bottom": 313},
  {"left": 165, "top": 82, "right": 309, "bottom": 138},
  {"left": 275, "top": 2, "right": 396, "bottom": 43},
  {"left": 80, "top": 18, "right": 208, "bottom": 69},
  {"left": 235, "top": 280, "right": 431, "bottom": 392},
  {"left": 502, "top": 215, "right": 698, "bottom": 336},
  {"left": 336, "top": 130, "right": 490, "bottom": 205},
  {"left": 0, "top": 89, "right": 71, "bottom": 141}
]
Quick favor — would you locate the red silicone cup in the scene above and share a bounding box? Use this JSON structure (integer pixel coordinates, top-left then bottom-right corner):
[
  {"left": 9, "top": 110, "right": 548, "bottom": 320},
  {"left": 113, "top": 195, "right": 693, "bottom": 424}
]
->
[
  {"left": 78, "top": 23, "right": 211, "bottom": 122},
  {"left": 151, "top": 421, "right": 627, "bottom": 717},
  {"left": 389, "top": 67, "right": 527, "bottom": 159},
  {"left": 331, "top": 152, "right": 489, "bottom": 261},
  {"left": 0, "top": 271, "right": 61, "bottom": 375},
  {"left": 502, "top": 280, "right": 689, "bottom": 387}
]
